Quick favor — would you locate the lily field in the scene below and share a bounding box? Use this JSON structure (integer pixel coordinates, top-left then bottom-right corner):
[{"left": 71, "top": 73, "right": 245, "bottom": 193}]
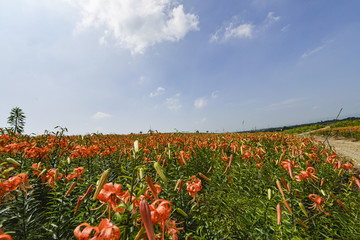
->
[{"left": 0, "top": 130, "right": 360, "bottom": 239}]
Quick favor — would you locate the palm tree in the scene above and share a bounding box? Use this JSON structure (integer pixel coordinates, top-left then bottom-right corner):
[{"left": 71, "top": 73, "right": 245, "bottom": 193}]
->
[{"left": 7, "top": 107, "right": 26, "bottom": 134}]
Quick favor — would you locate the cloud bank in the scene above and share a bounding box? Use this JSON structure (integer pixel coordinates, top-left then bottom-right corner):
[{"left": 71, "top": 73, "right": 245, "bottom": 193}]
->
[
  {"left": 68, "top": 0, "right": 199, "bottom": 54},
  {"left": 92, "top": 112, "right": 111, "bottom": 120}
]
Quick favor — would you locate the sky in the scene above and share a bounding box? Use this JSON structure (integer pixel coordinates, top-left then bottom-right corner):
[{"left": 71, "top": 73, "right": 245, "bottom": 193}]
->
[{"left": 1, "top": 0, "right": 360, "bottom": 135}]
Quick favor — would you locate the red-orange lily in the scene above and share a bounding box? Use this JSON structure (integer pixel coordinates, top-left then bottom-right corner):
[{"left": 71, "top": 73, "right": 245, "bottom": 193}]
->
[
  {"left": 309, "top": 194, "right": 330, "bottom": 215},
  {"left": 341, "top": 163, "right": 353, "bottom": 170},
  {"left": 295, "top": 167, "right": 318, "bottom": 182},
  {"left": 186, "top": 176, "right": 202, "bottom": 197},
  {"left": 159, "top": 219, "right": 183, "bottom": 240},
  {"left": 65, "top": 167, "right": 85, "bottom": 181},
  {"left": 74, "top": 218, "right": 120, "bottom": 240},
  {"left": 0, "top": 228, "right": 13, "bottom": 240}
]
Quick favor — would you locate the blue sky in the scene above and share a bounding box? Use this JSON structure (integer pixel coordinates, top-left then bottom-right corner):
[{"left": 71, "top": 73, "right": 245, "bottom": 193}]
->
[{"left": 1, "top": 0, "right": 359, "bottom": 134}]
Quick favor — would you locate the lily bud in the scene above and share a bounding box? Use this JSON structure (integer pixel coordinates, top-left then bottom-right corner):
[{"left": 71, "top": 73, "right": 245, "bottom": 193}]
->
[
  {"left": 93, "top": 169, "right": 109, "bottom": 200},
  {"left": 277, "top": 203, "right": 281, "bottom": 225},
  {"left": 296, "top": 218, "right": 309, "bottom": 229},
  {"left": 154, "top": 162, "right": 167, "bottom": 182},
  {"left": 145, "top": 176, "right": 158, "bottom": 199},
  {"left": 5, "top": 157, "right": 21, "bottom": 166},
  {"left": 199, "top": 172, "right": 211, "bottom": 181},
  {"left": 134, "top": 140, "right": 139, "bottom": 153},
  {"left": 268, "top": 189, "right": 272, "bottom": 200},
  {"left": 298, "top": 202, "right": 308, "bottom": 218},
  {"left": 139, "top": 199, "right": 155, "bottom": 240}
]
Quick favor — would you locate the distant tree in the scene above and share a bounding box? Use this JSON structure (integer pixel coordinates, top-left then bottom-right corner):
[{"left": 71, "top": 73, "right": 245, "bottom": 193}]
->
[{"left": 7, "top": 107, "right": 26, "bottom": 134}]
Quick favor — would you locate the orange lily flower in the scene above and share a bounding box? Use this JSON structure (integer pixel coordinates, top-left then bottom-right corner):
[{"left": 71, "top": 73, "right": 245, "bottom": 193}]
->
[
  {"left": 341, "top": 163, "right": 353, "bottom": 170},
  {"left": 96, "top": 183, "right": 130, "bottom": 213},
  {"left": 74, "top": 218, "right": 120, "bottom": 240},
  {"left": 65, "top": 167, "right": 85, "bottom": 181},
  {"left": 31, "top": 163, "right": 42, "bottom": 177},
  {"left": 159, "top": 219, "right": 183, "bottom": 240},
  {"left": 309, "top": 194, "right": 330, "bottom": 215},
  {"left": 4, "top": 173, "right": 28, "bottom": 192},
  {"left": 186, "top": 176, "right": 202, "bottom": 197},
  {"left": 148, "top": 199, "right": 173, "bottom": 240},
  {"left": 0, "top": 173, "right": 29, "bottom": 203},
  {"left": 0, "top": 228, "right": 13, "bottom": 240},
  {"left": 45, "top": 169, "right": 63, "bottom": 189},
  {"left": 149, "top": 199, "right": 172, "bottom": 225},
  {"left": 295, "top": 167, "right": 318, "bottom": 182},
  {"left": 281, "top": 159, "right": 297, "bottom": 179},
  {"left": 145, "top": 184, "right": 162, "bottom": 200},
  {"left": 221, "top": 150, "right": 228, "bottom": 162}
]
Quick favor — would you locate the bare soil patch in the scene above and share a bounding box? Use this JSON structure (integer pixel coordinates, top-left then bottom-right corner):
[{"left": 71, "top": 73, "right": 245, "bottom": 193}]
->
[
  {"left": 315, "top": 135, "right": 360, "bottom": 162},
  {"left": 300, "top": 132, "right": 360, "bottom": 167}
]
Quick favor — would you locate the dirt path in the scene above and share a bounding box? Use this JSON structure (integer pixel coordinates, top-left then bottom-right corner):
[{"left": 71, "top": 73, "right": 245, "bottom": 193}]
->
[{"left": 299, "top": 130, "right": 360, "bottom": 166}]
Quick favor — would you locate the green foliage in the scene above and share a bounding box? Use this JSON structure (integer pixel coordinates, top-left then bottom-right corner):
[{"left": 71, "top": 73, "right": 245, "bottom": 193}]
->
[
  {"left": 7, "top": 107, "right": 26, "bottom": 134},
  {"left": 0, "top": 132, "right": 359, "bottom": 239},
  {"left": 284, "top": 124, "right": 324, "bottom": 134},
  {"left": 311, "top": 126, "right": 360, "bottom": 140},
  {"left": 331, "top": 119, "right": 360, "bottom": 128}
]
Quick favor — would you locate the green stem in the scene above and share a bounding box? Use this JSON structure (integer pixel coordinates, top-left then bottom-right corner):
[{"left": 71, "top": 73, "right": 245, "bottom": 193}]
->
[{"left": 123, "top": 166, "right": 137, "bottom": 239}]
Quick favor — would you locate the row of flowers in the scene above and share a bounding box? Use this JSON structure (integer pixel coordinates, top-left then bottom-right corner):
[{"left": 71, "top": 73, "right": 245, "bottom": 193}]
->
[{"left": 0, "top": 132, "right": 359, "bottom": 239}]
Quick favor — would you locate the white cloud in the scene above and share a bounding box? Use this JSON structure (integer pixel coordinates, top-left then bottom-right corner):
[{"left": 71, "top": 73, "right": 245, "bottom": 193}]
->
[
  {"left": 210, "top": 12, "right": 280, "bottom": 43},
  {"left": 281, "top": 24, "right": 290, "bottom": 32},
  {"left": 194, "top": 97, "right": 207, "bottom": 109},
  {"left": 149, "top": 87, "right": 165, "bottom": 97},
  {"left": 68, "top": 0, "right": 199, "bottom": 54},
  {"left": 267, "top": 98, "right": 303, "bottom": 110},
  {"left": 166, "top": 96, "right": 181, "bottom": 111},
  {"left": 265, "top": 12, "right": 280, "bottom": 26},
  {"left": 211, "top": 91, "right": 219, "bottom": 99},
  {"left": 301, "top": 44, "right": 326, "bottom": 58},
  {"left": 92, "top": 112, "right": 111, "bottom": 120},
  {"left": 99, "top": 30, "right": 109, "bottom": 46},
  {"left": 210, "top": 23, "right": 254, "bottom": 42},
  {"left": 226, "top": 24, "right": 254, "bottom": 39}
]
